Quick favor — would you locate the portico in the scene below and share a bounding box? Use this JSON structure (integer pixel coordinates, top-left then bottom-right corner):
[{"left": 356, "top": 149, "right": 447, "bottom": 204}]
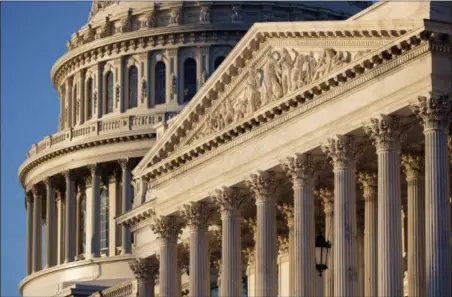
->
[{"left": 117, "top": 6, "right": 452, "bottom": 297}]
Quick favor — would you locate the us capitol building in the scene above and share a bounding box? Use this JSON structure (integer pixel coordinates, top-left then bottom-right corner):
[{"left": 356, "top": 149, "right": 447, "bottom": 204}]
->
[{"left": 18, "top": 1, "right": 452, "bottom": 297}]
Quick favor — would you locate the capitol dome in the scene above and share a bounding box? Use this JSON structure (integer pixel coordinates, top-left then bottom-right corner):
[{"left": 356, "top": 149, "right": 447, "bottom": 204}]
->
[{"left": 18, "top": 1, "right": 371, "bottom": 296}]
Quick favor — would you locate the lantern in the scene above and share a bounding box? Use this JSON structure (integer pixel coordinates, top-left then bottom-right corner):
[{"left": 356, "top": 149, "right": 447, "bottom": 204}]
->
[{"left": 315, "top": 232, "right": 331, "bottom": 277}]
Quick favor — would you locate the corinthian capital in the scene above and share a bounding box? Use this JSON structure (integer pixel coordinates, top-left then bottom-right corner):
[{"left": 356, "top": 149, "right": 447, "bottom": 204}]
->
[
  {"left": 180, "top": 201, "right": 214, "bottom": 230},
  {"left": 246, "top": 171, "right": 277, "bottom": 202},
  {"left": 280, "top": 154, "right": 314, "bottom": 183},
  {"left": 211, "top": 187, "right": 244, "bottom": 217},
  {"left": 128, "top": 257, "right": 159, "bottom": 281},
  {"left": 118, "top": 158, "right": 130, "bottom": 171},
  {"left": 150, "top": 215, "right": 185, "bottom": 243},
  {"left": 411, "top": 93, "right": 451, "bottom": 131},
  {"left": 364, "top": 115, "right": 404, "bottom": 151},
  {"left": 314, "top": 188, "right": 334, "bottom": 215},
  {"left": 87, "top": 163, "right": 100, "bottom": 176},
  {"left": 401, "top": 153, "right": 424, "bottom": 181},
  {"left": 357, "top": 172, "right": 377, "bottom": 201},
  {"left": 321, "top": 135, "right": 358, "bottom": 168}
]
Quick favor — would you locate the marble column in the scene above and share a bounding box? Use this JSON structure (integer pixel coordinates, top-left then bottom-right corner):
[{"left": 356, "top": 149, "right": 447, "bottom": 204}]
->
[
  {"left": 129, "top": 257, "right": 159, "bottom": 297},
  {"left": 411, "top": 94, "right": 451, "bottom": 297},
  {"left": 278, "top": 204, "right": 294, "bottom": 297},
  {"left": 317, "top": 188, "right": 334, "bottom": 297},
  {"left": 56, "top": 190, "right": 64, "bottom": 265},
  {"left": 31, "top": 186, "right": 42, "bottom": 273},
  {"left": 75, "top": 184, "right": 84, "bottom": 259},
  {"left": 119, "top": 159, "right": 132, "bottom": 254},
  {"left": 64, "top": 170, "right": 76, "bottom": 263},
  {"left": 365, "top": 115, "right": 404, "bottom": 297},
  {"left": 322, "top": 135, "right": 359, "bottom": 297},
  {"left": 108, "top": 170, "right": 120, "bottom": 256},
  {"left": 246, "top": 171, "right": 278, "bottom": 297},
  {"left": 212, "top": 187, "right": 244, "bottom": 297},
  {"left": 150, "top": 215, "right": 184, "bottom": 297},
  {"left": 86, "top": 164, "right": 100, "bottom": 259},
  {"left": 25, "top": 194, "right": 33, "bottom": 275},
  {"left": 281, "top": 154, "right": 316, "bottom": 297},
  {"left": 402, "top": 153, "right": 426, "bottom": 297},
  {"left": 358, "top": 172, "right": 378, "bottom": 297},
  {"left": 181, "top": 202, "right": 213, "bottom": 297},
  {"left": 44, "top": 177, "right": 56, "bottom": 268}
]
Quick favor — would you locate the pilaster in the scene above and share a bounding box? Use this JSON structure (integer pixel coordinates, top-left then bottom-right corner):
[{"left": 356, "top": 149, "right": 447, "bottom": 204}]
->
[
  {"left": 119, "top": 159, "right": 132, "bottom": 254},
  {"left": 63, "top": 169, "right": 76, "bottom": 263}
]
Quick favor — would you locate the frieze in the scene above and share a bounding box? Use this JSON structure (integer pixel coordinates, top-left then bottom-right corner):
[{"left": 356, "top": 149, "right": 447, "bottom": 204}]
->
[{"left": 185, "top": 47, "right": 355, "bottom": 145}]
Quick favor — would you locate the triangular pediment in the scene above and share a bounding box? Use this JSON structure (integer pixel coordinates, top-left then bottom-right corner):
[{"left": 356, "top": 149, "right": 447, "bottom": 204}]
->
[{"left": 133, "top": 17, "right": 429, "bottom": 177}]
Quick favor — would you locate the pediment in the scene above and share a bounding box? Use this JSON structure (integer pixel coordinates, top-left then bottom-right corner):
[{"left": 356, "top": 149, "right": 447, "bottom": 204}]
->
[{"left": 133, "top": 18, "right": 431, "bottom": 177}]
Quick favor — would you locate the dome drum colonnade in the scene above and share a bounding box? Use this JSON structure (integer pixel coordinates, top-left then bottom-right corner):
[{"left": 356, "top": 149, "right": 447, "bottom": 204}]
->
[
  {"left": 123, "top": 96, "right": 452, "bottom": 297},
  {"left": 24, "top": 158, "right": 140, "bottom": 275}
]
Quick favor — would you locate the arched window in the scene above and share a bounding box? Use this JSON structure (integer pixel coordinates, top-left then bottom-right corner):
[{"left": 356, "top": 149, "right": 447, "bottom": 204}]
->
[
  {"left": 100, "top": 188, "right": 109, "bottom": 252},
  {"left": 106, "top": 72, "right": 114, "bottom": 114},
  {"left": 128, "top": 66, "right": 138, "bottom": 109},
  {"left": 183, "top": 58, "right": 197, "bottom": 103},
  {"left": 87, "top": 78, "right": 93, "bottom": 120},
  {"left": 214, "top": 56, "right": 226, "bottom": 70},
  {"left": 155, "top": 62, "right": 166, "bottom": 105},
  {"left": 81, "top": 195, "right": 86, "bottom": 254}
]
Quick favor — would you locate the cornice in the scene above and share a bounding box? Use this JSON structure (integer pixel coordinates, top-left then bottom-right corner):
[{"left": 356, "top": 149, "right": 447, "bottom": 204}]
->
[{"left": 133, "top": 20, "right": 443, "bottom": 179}]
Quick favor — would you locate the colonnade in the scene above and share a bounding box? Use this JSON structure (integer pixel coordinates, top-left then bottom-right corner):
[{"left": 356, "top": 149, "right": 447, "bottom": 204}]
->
[
  {"left": 24, "top": 159, "right": 135, "bottom": 275},
  {"left": 128, "top": 94, "right": 451, "bottom": 297}
]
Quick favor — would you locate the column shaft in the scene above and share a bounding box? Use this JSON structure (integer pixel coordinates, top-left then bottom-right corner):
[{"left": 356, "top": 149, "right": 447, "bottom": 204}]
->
[
  {"left": 255, "top": 196, "right": 277, "bottom": 297},
  {"left": 25, "top": 196, "right": 33, "bottom": 275},
  {"left": 75, "top": 191, "right": 82, "bottom": 258},
  {"left": 56, "top": 195, "right": 64, "bottom": 265},
  {"left": 364, "top": 195, "right": 377, "bottom": 297},
  {"left": 333, "top": 163, "right": 358, "bottom": 296},
  {"left": 221, "top": 212, "right": 242, "bottom": 297},
  {"left": 32, "top": 189, "right": 42, "bottom": 272},
  {"left": 324, "top": 209, "right": 334, "bottom": 297},
  {"left": 293, "top": 179, "right": 316, "bottom": 296},
  {"left": 408, "top": 173, "right": 425, "bottom": 297},
  {"left": 425, "top": 129, "right": 451, "bottom": 296},
  {"left": 159, "top": 240, "right": 178, "bottom": 297},
  {"left": 120, "top": 161, "right": 131, "bottom": 254},
  {"left": 86, "top": 166, "right": 100, "bottom": 258},
  {"left": 64, "top": 172, "right": 76, "bottom": 263},
  {"left": 45, "top": 181, "right": 56, "bottom": 267},
  {"left": 377, "top": 149, "right": 403, "bottom": 297}
]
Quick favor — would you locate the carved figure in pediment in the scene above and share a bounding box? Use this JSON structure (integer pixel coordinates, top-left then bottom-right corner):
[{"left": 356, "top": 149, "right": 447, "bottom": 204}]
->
[
  {"left": 262, "top": 51, "right": 283, "bottom": 104},
  {"left": 291, "top": 51, "right": 304, "bottom": 91},
  {"left": 244, "top": 70, "right": 262, "bottom": 114},
  {"left": 278, "top": 49, "right": 295, "bottom": 95}
]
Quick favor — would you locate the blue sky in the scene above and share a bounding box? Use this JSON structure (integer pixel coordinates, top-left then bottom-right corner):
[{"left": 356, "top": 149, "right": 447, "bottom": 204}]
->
[{"left": 1, "top": 2, "right": 91, "bottom": 295}]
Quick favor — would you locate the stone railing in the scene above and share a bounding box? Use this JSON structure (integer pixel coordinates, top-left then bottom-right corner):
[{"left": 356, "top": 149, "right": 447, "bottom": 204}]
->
[
  {"left": 89, "top": 280, "right": 138, "bottom": 297},
  {"left": 26, "top": 113, "right": 167, "bottom": 159}
]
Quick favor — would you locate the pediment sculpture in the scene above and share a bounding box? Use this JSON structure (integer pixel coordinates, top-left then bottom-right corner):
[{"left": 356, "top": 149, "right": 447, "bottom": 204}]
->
[{"left": 186, "top": 48, "right": 357, "bottom": 145}]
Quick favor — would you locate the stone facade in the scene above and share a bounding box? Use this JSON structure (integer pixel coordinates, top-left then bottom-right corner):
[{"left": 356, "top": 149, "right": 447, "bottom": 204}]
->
[{"left": 18, "top": 1, "right": 372, "bottom": 296}]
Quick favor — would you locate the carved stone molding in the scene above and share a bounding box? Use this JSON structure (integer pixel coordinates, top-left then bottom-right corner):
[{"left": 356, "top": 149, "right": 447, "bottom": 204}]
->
[
  {"left": 411, "top": 93, "right": 451, "bottom": 131},
  {"left": 357, "top": 172, "right": 377, "bottom": 201},
  {"left": 280, "top": 154, "right": 314, "bottom": 184},
  {"left": 210, "top": 187, "right": 244, "bottom": 218},
  {"left": 364, "top": 115, "right": 406, "bottom": 151},
  {"left": 150, "top": 215, "right": 185, "bottom": 243},
  {"left": 321, "top": 135, "right": 358, "bottom": 169},
  {"left": 314, "top": 188, "right": 334, "bottom": 215},
  {"left": 246, "top": 171, "right": 278, "bottom": 202},
  {"left": 401, "top": 153, "right": 424, "bottom": 181},
  {"left": 180, "top": 201, "right": 214, "bottom": 230},
  {"left": 128, "top": 257, "right": 159, "bottom": 281}
]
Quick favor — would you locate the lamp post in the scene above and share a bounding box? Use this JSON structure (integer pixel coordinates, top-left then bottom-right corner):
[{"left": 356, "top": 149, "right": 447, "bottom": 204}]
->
[{"left": 315, "top": 232, "right": 331, "bottom": 277}]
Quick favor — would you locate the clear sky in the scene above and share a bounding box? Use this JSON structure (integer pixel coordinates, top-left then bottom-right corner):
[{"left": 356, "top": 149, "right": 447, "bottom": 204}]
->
[{"left": 1, "top": 2, "right": 91, "bottom": 295}]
